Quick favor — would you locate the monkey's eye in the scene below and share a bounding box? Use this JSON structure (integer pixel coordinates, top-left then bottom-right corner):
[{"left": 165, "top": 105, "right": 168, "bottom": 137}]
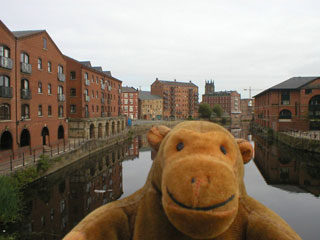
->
[
  {"left": 220, "top": 145, "right": 227, "bottom": 155},
  {"left": 176, "top": 142, "right": 184, "bottom": 151}
]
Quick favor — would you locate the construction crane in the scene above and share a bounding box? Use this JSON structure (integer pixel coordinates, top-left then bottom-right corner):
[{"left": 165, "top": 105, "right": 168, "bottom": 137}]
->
[{"left": 243, "top": 87, "right": 263, "bottom": 99}]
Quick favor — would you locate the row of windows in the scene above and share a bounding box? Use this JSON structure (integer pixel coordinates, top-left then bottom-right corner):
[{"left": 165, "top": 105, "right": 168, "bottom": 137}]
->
[
  {"left": 82, "top": 72, "right": 120, "bottom": 88},
  {"left": 83, "top": 89, "right": 117, "bottom": 99},
  {"left": 0, "top": 104, "right": 64, "bottom": 120}
]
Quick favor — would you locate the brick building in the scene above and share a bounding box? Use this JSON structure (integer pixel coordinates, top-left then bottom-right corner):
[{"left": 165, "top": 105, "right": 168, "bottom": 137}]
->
[
  {"left": 202, "top": 80, "right": 241, "bottom": 117},
  {"left": 138, "top": 91, "right": 163, "bottom": 120},
  {"left": 151, "top": 78, "right": 199, "bottom": 120},
  {"left": 0, "top": 21, "right": 68, "bottom": 159},
  {"left": 121, "top": 86, "right": 139, "bottom": 120},
  {"left": 240, "top": 98, "right": 254, "bottom": 121},
  {"left": 65, "top": 56, "right": 125, "bottom": 139},
  {"left": 254, "top": 76, "right": 320, "bottom": 131}
]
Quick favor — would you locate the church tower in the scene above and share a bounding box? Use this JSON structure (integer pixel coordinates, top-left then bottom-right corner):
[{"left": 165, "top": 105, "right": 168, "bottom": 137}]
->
[{"left": 205, "top": 80, "right": 215, "bottom": 94}]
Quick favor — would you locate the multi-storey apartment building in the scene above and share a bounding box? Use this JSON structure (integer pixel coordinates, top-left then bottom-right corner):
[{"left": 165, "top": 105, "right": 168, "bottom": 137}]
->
[
  {"left": 121, "top": 86, "right": 138, "bottom": 120},
  {"left": 151, "top": 78, "right": 199, "bottom": 120},
  {"left": 254, "top": 76, "right": 320, "bottom": 131},
  {"left": 202, "top": 80, "right": 241, "bottom": 117},
  {"left": 240, "top": 98, "right": 254, "bottom": 121},
  {"left": 65, "top": 56, "right": 125, "bottom": 139},
  {"left": 0, "top": 20, "right": 68, "bottom": 159},
  {"left": 138, "top": 91, "right": 163, "bottom": 120}
]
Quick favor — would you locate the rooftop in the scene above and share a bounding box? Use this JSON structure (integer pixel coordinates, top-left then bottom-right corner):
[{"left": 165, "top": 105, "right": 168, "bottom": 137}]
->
[
  {"left": 122, "top": 86, "right": 138, "bottom": 93},
  {"left": 12, "top": 30, "right": 45, "bottom": 38},
  {"left": 155, "top": 78, "right": 198, "bottom": 88},
  {"left": 139, "top": 91, "right": 162, "bottom": 100}
]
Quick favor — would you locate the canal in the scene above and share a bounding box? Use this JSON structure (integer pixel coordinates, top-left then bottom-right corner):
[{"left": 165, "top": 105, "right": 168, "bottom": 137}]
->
[{"left": 8, "top": 124, "right": 320, "bottom": 240}]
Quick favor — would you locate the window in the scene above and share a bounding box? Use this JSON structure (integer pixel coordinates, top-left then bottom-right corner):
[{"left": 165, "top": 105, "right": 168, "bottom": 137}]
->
[
  {"left": 0, "top": 104, "right": 10, "bottom": 120},
  {"left": 92, "top": 90, "right": 94, "bottom": 98},
  {"left": 20, "top": 52, "right": 29, "bottom": 63},
  {"left": 48, "top": 61, "right": 52, "bottom": 72},
  {"left": 96, "top": 105, "right": 99, "bottom": 112},
  {"left": 96, "top": 77, "right": 98, "bottom": 84},
  {"left": 21, "top": 104, "right": 30, "bottom": 119},
  {"left": 70, "top": 105, "right": 76, "bottom": 113},
  {"left": 0, "top": 45, "right": 10, "bottom": 58},
  {"left": 129, "top": 106, "right": 133, "bottom": 112},
  {"left": 124, "top": 99, "right": 128, "bottom": 104},
  {"left": 58, "top": 85, "right": 63, "bottom": 95},
  {"left": 279, "top": 109, "right": 292, "bottom": 119},
  {"left": 124, "top": 93, "right": 128, "bottom": 98},
  {"left": 21, "top": 79, "right": 29, "bottom": 89},
  {"left": 129, "top": 93, "right": 133, "bottom": 98},
  {"left": 58, "top": 106, "right": 64, "bottom": 118},
  {"left": 48, "top": 84, "right": 52, "bottom": 94},
  {"left": 58, "top": 65, "right": 63, "bottom": 74},
  {"left": 305, "top": 89, "right": 312, "bottom": 95},
  {"left": 70, "top": 88, "right": 76, "bottom": 96},
  {"left": 38, "top": 82, "right": 42, "bottom": 93},
  {"left": 70, "top": 71, "right": 76, "bottom": 79},
  {"left": 84, "top": 72, "right": 88, "bottom": 80},
  {"left": 0, "top": 75, "right": 10, "bottom": 87},
  {"left": 38, "top": 58, "right": 42, "bottom": 70},
  {"left": 84, "top": 89, "right": 88, "bottom": 96},
  {"left": 48, "top": 105, "right": 52, "bottom": 116},
  {"left": 43, "top": 38, "right": 47, "bottom": 49},
  {"left": 281, "top": 91, "right": 290, "bottom": 105},
  {"left": 38, "top": 105, "right": 42, "bottom": 116},
  {"left": 96, "top": 91, "right": 98, "bottom": 98}
]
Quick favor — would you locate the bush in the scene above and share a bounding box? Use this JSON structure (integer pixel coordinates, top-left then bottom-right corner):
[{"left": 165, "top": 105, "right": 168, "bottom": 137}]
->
[
  {"left": 212, "top": 104, "right": 223, "bottom": 117},
  {"left": 0, "top": 176, "right": 22, "bottom": 224},
  {"left": 13, "top": 167, "right": 38, "bottom": 187},
  {"left": 36, "top": 155, "right": 50, "bottom": 172}
]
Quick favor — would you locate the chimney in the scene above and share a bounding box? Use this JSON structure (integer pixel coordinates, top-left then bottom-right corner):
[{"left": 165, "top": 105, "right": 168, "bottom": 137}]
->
[
  {"left": 156, "top": 77, "right": 158, "bottom": 81},
  {"left": 174, "top": 79, "right": 176, "bottom": 82}
]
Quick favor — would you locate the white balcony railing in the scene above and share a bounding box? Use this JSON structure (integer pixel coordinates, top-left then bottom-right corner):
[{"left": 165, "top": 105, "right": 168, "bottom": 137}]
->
[
  {"left": 21, "top": 62, "right": 32, "bottom": 74},
  {"left": 58, "top": 73, "right": 66, "bottom": 82},
  {"left": 0, "top": 56, "right": 13, "bottom": 69}
]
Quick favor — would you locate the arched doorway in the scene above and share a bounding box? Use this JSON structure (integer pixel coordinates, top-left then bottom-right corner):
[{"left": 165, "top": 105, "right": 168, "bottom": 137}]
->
[
  {"left": 117, "top": 121, "right": 120, "bottom": 133},
  {"left": 58, "top": 125, "right": 64, "bottom": 139},
  {"left": 0, "top": 131, "right": 13, "bottom": 151},
  {"left": 309, "top": 95, "right": 320, "bottom": 130},
  {"left": 98, "top": 123, "right": 102, "bottom": 138},
  {"left": 90, "top": 124, "right": 95, "bottom": 139},
  {"left": 279, "top": 109, "right": 292, "bottom": 119},
  {"left": 112, "top": 121, "right": 115, "bottom": 135},
  {"left": 105, "top": 122, "right": 109, "bottom": 137},
  {"left": 41, "top": 127, "right": 50, "bottom": 145},
  {"left": 20, "top": 129, "right": 30, "bottom": 147}
]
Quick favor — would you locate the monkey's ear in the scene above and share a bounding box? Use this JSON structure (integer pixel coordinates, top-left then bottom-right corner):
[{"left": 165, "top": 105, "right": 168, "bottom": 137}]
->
[
  {"left": 236, "top": 139, "right": 254, "bottom": 164},
  {"left": 147, "top": 125, "right": 171, "bottom": 150}
]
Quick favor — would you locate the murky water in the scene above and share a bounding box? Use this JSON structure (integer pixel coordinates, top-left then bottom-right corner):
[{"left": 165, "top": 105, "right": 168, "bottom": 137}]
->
[{"left": 9, "top": 124, "right": 320, "bottom": 240}]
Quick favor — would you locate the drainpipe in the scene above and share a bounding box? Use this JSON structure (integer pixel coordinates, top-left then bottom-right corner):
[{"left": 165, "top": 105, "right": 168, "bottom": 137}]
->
[{"left": 15, "top": 37, "right": 19, "bottom": 146}]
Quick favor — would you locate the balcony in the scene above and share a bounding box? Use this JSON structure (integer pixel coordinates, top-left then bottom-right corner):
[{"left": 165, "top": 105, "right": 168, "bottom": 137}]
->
[
  {"left": 21, "top": 89, "right": 31, "bottom": 99},
  {"left": 21, "top": 62, "right": 32, "bottom": 74},
  {"left": 58, "top": 73, "right": 65, "bottom": 82},
  {"left": 101, "top": 98, "right": 105, "bottom": 104},
  {"left": 0, "top": 56, "right": 13, "bottom": 69},
  {"left": 0, "top": 86, "right": 13, "bottom": 98},
  {"left": 85, "top": 79, "right": 90, "bottom": 86},
  {"left": 101, "top": 84, "right": 105, "bottom": 90},
  {"left": 57, "top": 94, "right": 65, "bottom": 102},
  {"left": 85, "top": 95, "right": 90, "bottom": 102}
]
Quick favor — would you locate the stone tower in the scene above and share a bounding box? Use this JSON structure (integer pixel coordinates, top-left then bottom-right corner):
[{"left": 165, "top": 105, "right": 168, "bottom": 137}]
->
[{"left": 205, "top": 80, "right": 215, "bottom": 94}]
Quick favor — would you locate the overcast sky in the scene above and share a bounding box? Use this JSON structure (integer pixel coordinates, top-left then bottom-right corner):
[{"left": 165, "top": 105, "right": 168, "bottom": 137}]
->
[{"left": 3, "top": 0, "right": 320, "bottom": 99}]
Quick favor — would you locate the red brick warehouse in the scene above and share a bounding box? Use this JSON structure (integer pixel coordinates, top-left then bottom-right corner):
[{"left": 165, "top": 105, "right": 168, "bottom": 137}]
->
[
  {"left": 254, "top": 76, "right": 320, "bottom": 131},
  {"left": 0, "top": 20, "right": 68, "bottom": 159}
]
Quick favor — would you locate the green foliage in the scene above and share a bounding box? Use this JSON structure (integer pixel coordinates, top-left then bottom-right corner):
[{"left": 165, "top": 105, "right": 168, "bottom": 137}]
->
[
  {"left": 13, "top": 167, "right": 38, "bottom": 187},
  {"left": 0, "top": 234, "right": 17, "bottom": 240},
  {"left": 198, "top": 103, "right": 212, "bottom": 118},
  {"left": 212, "top": 104, "right": 223, "bottom": 117},
  {"left": 36, "top": 155, "right": 50, "bottom": 172},
  {"left": 0, "top": 176, "right": 22, "bottom": 224}
]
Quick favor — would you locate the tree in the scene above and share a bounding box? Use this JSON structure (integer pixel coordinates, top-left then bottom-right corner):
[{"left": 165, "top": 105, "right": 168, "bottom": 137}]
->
[
  {"left": 212, "top": 104, "right": 223, "bottom": 117},
  {"left": 198, "top": 103, "right": 212, "bottom": 118}
]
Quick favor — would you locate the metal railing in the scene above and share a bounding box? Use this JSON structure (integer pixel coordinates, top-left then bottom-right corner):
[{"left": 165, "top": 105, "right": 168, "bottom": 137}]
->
[
  {"left": 0, "top": 56, "right": 13, "bottom": 69},
  {"left": 85, "top": 79, "right": 90, "bottom": 86},
  {"left": 21, "top": 88, "right": 32, "bottom": 99},
  {"left": 57, "top": 94, "right": 66, "bottom": 102},
  {"left": 58, "top": 73, "right": 66, "bottom": 82},
  {"left": 0, "top": 86, "right": 13, "bottom": 98},
  {"left": 85, "top": 95, "right": 90, "bottom": 102},
  {"left": 21, "top": 62, "right": 32, "bottom": 74}
]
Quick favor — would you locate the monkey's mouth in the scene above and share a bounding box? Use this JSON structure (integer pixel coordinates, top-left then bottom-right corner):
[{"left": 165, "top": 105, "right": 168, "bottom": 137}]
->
[{"left": 167, "top": 188, "right": 235, "bottom": 211}]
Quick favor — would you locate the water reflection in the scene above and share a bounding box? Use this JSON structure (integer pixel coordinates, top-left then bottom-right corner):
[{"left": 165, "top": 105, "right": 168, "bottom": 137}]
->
[{"left": 253, "top": 135, "right": 320, "bottom": 197}]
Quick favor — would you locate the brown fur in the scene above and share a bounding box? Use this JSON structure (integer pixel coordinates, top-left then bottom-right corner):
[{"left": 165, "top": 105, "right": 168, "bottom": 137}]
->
[{"left": 63, "top": 121, "right": 301, "bottom": 240}]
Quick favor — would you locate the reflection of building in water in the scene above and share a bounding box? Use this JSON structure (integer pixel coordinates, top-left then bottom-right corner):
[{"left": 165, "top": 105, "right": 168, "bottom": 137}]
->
[
  {"left": 253, "top": 134, "right": 320, "bottom": 197},
  {"left": 124, "top": 136, "right": 139, "bottom": 160},
  {"left": 228, "top": 121, "right": 252, "bottom": 140},
  {"left": 22, "top": 144, "right": 126, "bottom": 239}
]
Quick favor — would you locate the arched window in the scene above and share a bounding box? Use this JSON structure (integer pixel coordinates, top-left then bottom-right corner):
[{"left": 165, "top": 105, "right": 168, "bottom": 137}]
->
[
  {"left": 0, "top": 131, "right": 13, "bottom": 151},
  {"left": 20, "top": 52, "right": 29, "bottom": 63},
  {"left": 38, "top": 58, "right": 42, "bottom": 70},
  {"left": 48, "top": 105, "right": 52, "bottom": 116},
  {"left": 20, "top": 129, "right": 30, "bottom": 147},
  {"left": 21, "top": 79, "right": 29, "bottom": 89},
  {"left": 90, "top": 124, "right": 95, "bottom": 139},
  {"left": 0, "top": 104, "right": 10, "bottom": 120},
  {"left": 0, "top": 75, "right": 10, "bottom": 87},
  {"left": 21, "top": 104, "right": 30, "bottom": 119},
  {"left": 279, "top": 109, "right": 292, "bottom": 119},
  {"left": 309, "top": 95, "right": 320, "bottom": 119},
  {"left": 58, "top": 125, "right": 64, "bottom": 139},
  {"left": 0, "top": 45, "right": 10, "bottom": 58},
  {"left": 38, "top": 82, "right": 42, "bottom": 93}
]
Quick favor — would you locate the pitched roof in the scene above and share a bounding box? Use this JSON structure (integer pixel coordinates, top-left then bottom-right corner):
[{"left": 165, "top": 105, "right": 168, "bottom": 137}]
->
[
  {"left": 93, "top": 66, "right": 103, "bottom": 72},
  {"left": 139, "top": 91, "right": 162, "bottom": 100},
  {"left": 122, "top": 86, "right": 138, "bottom": 93},
  {"left": 12, "top": 30, "right": 45, "bottom": 38},
  {"left": 103, "top": 71, "right": 112, "bottom": 76},
  {"left": 254, "top": 76, "right": 320, "bottom": 97},
  {"left": 156, "top": 79, "right": 198, "bottom": 88},
  {"left": 80, "top": 61, "right": 92, "bottom": 67}
]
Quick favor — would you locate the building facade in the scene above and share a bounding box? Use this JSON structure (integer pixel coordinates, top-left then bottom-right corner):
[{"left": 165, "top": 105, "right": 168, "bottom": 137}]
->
[
  {"left": 254, "top": 76, "right": 320, "bottom": 131},
  {"left": 65, "top": 57, "right": 125, "bottom": 139},
  {"left": 138, "top": 91, "right": 163, "bottom": 120},
  {"left": 0, "top": 21, "right": 68, "bottom": 160},
  {"left": 151, "top": 78, "right": 199, "bottom": 120},
  {"left": 202, "top": 80, "right": 241, "bottom": 117},
  {"left": 240, "top": 98, "right": 254, "bottom": 121},
  {"left": 121, "top": 87, "right": 138, "bottom": 120}
]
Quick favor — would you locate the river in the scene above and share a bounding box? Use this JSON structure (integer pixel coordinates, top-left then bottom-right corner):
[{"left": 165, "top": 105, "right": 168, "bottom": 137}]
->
[{"left": 8, "top": 124, "right": 320, "bottom": 240}]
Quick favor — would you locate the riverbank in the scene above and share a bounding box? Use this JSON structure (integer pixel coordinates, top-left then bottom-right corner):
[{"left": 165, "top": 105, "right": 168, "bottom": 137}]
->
[{"left": 251, "top": 123, "right": 320, "bottom": 154}]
